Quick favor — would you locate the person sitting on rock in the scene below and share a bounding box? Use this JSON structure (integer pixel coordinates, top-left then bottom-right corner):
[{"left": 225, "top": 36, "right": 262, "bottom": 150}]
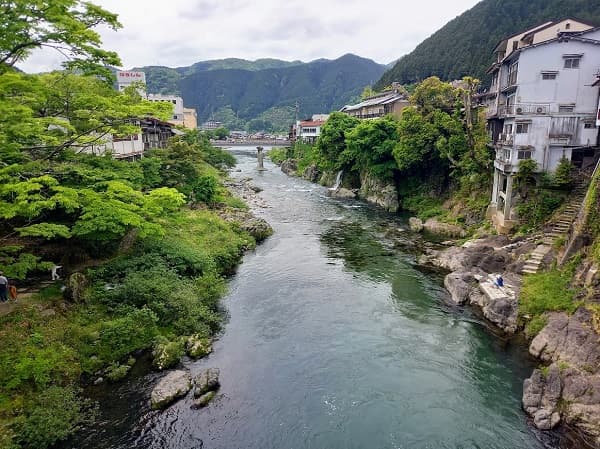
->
[{"left": 494, "top": 274, "right": 504, "bottom": 288}]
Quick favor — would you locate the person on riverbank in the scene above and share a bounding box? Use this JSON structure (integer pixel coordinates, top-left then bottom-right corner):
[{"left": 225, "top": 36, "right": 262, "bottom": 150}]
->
[
  {"left": 0, "top": 272, "right": 8, "bottom": 302},
  {"left": 494, "top": 274, "right": 504, "bottom": 288}
]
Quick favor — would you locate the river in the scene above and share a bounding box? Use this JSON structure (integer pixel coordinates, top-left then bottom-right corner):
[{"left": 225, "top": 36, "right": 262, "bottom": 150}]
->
[{"left": 68, "top": 147, "right": 571, "bottom": 449}]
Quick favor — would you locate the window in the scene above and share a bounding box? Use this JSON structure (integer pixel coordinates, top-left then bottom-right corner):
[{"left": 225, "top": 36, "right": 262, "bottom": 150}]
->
[
  {"left": 542, "top": 72, "right": 557, "bottom": 80},
  {"left": 503, "top": 124, "right": 513, "bottom": 134},
  {"left": 584, "top": 122, "right": 597, "bottom": 129},
  {"left": 508, "top": 62, "right": 519, "bottom": 85},
  {"left": 516, "top": 123, "right": 529, "bottom": 134},
  {"left": 565, "top": 23, "right": 571, "bottom": 30},
  {"left": 559, "top": 105, "right": 575, "bottom": 113},
  {"left": 518, "top": 150, "right": 532, "bottom": 160},
  {"left": 564, "top": 57, "right": 580, "bottom": 69},
  {"left": 512, "top": 41, "right": 518, "bottom": 51}
]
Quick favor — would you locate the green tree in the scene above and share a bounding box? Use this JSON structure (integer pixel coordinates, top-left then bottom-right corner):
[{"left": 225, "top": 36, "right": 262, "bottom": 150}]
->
[
  {"left": 0, "top": 0, "right": 122, "bottom": 77},
  {"left": 0, "top": 71, "right": 171, "bottom": 161},
  {"left": 213, "top": 127, "right": 230, "bottom": 140},
  {"left": 316, "top": 112, "right": 360, "bottom": 169},
  {"left": 343, "top": 116, "right": 399, "bottom": 181}
]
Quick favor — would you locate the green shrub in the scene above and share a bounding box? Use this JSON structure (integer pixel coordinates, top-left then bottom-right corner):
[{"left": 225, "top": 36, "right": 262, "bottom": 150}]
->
[
  {"left": 13, "top": 386, "right": 95, "bottom": 449},
  {"left": 267, "top": 147, "right": 288, "bottom": 165},
  {"left": 517, "top": 190, "right": 564, "bottom": 230},
  {"left": 105, "top": 363, "right": 131, "bottom": 382},
  {"left": 553, "top": 157, "right": 574, "bottom": 189},
  {"left": 192, "top": 175, "right": 219, "bottom": 205},
  {"left": 94, "top": 308, "right": 159, "bottom": 364},
  {"left": 401, "top": 194, "right": 446, "bottom": 220}
]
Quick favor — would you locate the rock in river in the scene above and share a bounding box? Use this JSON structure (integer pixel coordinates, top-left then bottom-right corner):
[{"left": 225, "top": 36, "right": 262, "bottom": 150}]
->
[
  {"left": 192, "top": 368, "right": 220, "bottom": 408},
  {"left": 150, "top": 369, "right": 192, "bottom": 410},
  {"left": 194, "top": 368, "right": 220, "bottom": 397}
]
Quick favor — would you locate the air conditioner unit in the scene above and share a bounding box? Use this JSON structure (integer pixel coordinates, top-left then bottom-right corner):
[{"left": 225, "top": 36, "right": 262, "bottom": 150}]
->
[
  {"left": 516, "top": 107, "right": 524, "bottom": 114},
  {"left": 536, "top": 107, "right": 544, "bottom": 114}
]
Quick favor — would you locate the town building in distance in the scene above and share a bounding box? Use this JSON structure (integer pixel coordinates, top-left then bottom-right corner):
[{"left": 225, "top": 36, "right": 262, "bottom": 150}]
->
[{"left": 340, "top": 84, "right": 409, "bottom": 119}]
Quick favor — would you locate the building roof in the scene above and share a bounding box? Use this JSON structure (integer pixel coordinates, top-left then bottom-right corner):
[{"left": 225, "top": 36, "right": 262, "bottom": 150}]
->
[
  {"left": 299, "top": 120, "right": 326, "bottom": 127},
  {"left": 341, "top": 92, "right": 407, "bottom": 112}
]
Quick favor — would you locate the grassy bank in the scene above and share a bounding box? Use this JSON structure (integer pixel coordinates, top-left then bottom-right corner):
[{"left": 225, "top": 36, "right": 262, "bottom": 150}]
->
[{"left": 0, "top": 131, "right": 266, "bottom": 448}]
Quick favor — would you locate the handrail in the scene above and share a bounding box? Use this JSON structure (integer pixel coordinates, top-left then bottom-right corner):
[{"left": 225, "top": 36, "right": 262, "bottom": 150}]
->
[{"left": 560, "top": 155, "right": 600, "bottom": 265}]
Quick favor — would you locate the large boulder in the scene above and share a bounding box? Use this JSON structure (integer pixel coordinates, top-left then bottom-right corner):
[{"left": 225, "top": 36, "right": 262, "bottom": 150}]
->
[
  {"left": 280, "top": 159, "right": 297, "bottom": 176},
  {"left": 240, "top": 217, "right": 273, "bottom": 242},
  {"left": 302, "top": 165, "right": 320, "bottom": 183},
  {"left": 529, "top": 308, "right": 600, "bottom": 370},
  {"left": 524, "top": 308, "right": 600, "bottom": 439},
  {"left": 150, "top": 370, "right": 192, "bottom": 409},
  {"left": 329, "top": 187, "right": 357, "bottom": 199},
  {"left": 358, "top": 172, "right": 399, "bottom": 212},
  {"left": 192, "top": 368, "right": 220, "bottom": 408},
  {"left": 444, "top": 272, "right": 475, "bottom": 305},
  {"left": 194, "top": 368, "right": 220, "bottom": 397},
  {"left": 523, "top": 365, "right": 563, "bottom": 430},
  {"left": 423, "top": 219, "right": 466, "bottom": 238}
]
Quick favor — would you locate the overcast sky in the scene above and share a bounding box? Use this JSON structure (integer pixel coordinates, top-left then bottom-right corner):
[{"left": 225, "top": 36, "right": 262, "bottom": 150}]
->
[{"left": 19, "top": 0, "right": 481, "bottom": 72}]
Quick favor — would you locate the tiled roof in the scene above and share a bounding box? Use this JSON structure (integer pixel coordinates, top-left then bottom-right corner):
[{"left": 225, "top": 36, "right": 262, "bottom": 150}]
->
[{"left": 342, "top": 92, "right": 406, "bottom": 112}]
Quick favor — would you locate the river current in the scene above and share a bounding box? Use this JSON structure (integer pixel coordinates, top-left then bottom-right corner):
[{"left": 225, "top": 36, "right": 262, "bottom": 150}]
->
[{"left": 68, "top": 147, "right": 570, "bottom": 449}]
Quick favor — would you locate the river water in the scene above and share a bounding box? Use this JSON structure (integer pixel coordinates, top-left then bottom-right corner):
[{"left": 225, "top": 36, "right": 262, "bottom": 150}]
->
[{"left": 69, "top": 147, "right": 569, "bottom": 449}]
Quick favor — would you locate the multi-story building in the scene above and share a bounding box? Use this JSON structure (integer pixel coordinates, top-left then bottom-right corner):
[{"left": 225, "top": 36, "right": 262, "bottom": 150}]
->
[
  {"left": 147, "top": 94, "right": 185, "bottom": 126},
  {"left": 340, "top": 84, "right": 409, "bottom": 119},
  {"left": 482, "top": 19, "right": 600, "bottom": 232},
  {"left": 292, "top": 114, "right": 330, "bottom": 144},
  {"left": 116, "top": 71, "right": 146, "bottom": 93}
]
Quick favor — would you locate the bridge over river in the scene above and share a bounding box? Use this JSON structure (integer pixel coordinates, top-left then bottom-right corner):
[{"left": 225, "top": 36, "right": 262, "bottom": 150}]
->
[{"left": 212, "top": 139, "right": 291, "bottom": 147}]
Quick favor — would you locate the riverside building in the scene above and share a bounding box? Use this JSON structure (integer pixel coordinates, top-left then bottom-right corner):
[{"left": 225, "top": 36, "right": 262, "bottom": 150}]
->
[{"left": 481, "top": 19, "right": 600, "bottom": 233}]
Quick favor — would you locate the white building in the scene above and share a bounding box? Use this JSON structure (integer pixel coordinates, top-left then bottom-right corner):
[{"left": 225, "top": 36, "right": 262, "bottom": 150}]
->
[
  {"left": 147, "top": 94, "right": 185, "bottom": 126},
  {"left": 483, "top": 19, "right": 600, "bottom": 232},
  {"left": 296, "top": 114, "right": 329, "bottom": 144},
  {"left": 201, "top": 120, "right": 223, "bottom": 130},
  {"left": 116, "top": 71, "right": 146, "bottom": 93}
]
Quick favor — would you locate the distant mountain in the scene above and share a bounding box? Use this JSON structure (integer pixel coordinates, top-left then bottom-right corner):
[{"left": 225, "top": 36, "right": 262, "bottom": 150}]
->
[
  {"left": 375, "top": 0, "right": 600, "bottom": 88},
  {"left": 134, "top": 54, "right": 385, "bottom": 131}
]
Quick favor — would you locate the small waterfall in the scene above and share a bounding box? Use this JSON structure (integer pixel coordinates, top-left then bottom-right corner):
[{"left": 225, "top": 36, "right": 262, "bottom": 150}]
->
[{"left": 330, "top": 170, "right": 343, "bottom": 191}]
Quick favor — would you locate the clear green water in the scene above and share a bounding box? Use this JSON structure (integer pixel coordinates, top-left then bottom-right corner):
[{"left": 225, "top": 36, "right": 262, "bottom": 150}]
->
[{"left": 68, "top": 148, "right": 569, "bottom": 449}]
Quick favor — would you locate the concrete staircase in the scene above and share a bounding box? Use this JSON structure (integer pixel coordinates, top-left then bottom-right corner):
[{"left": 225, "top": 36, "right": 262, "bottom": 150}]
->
[{"left": 521, "top": 185, "right": 588, "bottom": 275}]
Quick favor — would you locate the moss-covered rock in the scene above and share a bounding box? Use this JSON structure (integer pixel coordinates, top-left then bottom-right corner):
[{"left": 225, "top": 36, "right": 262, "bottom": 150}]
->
[
  {"left": 153, "top": 338, "right": 185, "bottom": 370},
  {"left": 193, "top": 390, "right": 215, "bottom": 408},
  {"left": 186, "top": 335, "right": 212, "bottom": 359}
]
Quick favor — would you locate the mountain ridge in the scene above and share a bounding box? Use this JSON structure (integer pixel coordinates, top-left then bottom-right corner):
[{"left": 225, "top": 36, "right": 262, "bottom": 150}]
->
[
  {"left": 134, "top": 54, "right": 386, "bottom": 131},
  {"left": 375, "top": 0, "right": 600, "bottom": 88}
]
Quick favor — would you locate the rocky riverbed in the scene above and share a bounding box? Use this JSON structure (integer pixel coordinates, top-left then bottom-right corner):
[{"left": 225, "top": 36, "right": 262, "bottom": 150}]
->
[{"left": 418, "top": 235, "right": 600, "bottom": 446}]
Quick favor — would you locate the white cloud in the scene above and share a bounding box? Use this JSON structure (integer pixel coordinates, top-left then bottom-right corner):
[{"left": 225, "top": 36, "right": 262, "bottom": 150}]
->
[{"left": 18, "top": 0, "right": 481, "bottom": 72}]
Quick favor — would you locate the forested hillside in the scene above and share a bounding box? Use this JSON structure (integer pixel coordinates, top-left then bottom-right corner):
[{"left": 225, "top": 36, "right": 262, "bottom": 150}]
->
[
  {"left": 375, "top": 0, "right": 600, "bottom": 88},
  {"left": 135, "top": 58, "right": 304, "bottom": 95},
  {"left": 137, "top": 54, "right": 386, "bottom": 131}
]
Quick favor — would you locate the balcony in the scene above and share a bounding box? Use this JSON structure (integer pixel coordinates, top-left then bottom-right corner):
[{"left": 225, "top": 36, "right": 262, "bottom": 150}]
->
[
  {"left": 495, "top": 133, "right": 514, "bottom": 146},
  {"left": 549, "top": 135, "right": 572, "bottom": 146},
  {"left": 499, "top": 103, "right": 550, "bottom": 117}
]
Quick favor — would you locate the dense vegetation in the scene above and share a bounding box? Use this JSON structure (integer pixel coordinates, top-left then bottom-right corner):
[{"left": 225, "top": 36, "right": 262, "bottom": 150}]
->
[
  {"left": 137, "top": 54, "right": 386, "bottom": 132},
  {"left": 284, "top": 77, "right": 494, "bottom": 223},
  {"left": 375, "top": 0, "right": 600, "bottom": 88},
  {"left": 0, "top": 3, "right": 259, "bottom": 448}
]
